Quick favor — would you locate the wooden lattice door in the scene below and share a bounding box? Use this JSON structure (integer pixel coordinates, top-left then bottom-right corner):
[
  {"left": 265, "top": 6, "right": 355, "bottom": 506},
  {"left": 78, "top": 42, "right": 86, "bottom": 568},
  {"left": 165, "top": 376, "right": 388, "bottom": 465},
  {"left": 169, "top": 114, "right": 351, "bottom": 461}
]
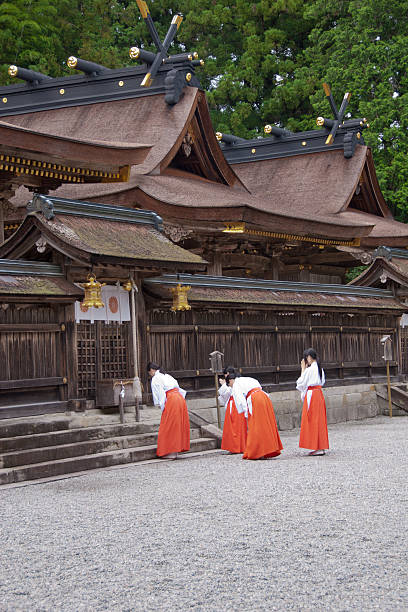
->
[
  {"left": 77, "top": 321, "right": 131, "bottom": 399},
  {"left": 77, "top": 322, "right": 97, "bottom": 398}
]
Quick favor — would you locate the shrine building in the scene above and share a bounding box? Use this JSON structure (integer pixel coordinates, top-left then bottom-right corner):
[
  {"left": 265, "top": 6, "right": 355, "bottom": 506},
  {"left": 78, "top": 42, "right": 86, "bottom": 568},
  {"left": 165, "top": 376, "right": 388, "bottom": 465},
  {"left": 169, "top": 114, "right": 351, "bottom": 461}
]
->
[{"left": 0, "top": 8, "right": 407, "bottom": 421}]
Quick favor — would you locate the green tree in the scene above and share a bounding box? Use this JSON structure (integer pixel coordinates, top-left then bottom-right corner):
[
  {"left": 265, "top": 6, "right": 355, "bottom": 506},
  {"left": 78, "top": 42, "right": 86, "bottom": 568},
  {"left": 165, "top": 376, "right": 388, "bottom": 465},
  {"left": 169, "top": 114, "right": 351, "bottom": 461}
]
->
[
  {"left": 180, "top": 0, "right": 315, "bottom": 137},
  {"left": 0, "top": 0, "right": 75, "bottom": 82},
  {"left": 278, "top": 0, "right": 408, "bottom": 219},
  {"left": 2, "top": 0, "right": 408, "bottom": 221}
]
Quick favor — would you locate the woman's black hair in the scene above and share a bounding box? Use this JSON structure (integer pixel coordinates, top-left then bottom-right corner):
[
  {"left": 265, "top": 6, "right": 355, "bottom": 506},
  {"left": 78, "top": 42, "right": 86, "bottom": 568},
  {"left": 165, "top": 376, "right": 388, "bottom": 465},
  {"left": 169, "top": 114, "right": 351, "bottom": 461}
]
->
[
  {"left": 147, "top": 361, "right": 166, "bottom": 374},
  {"left": 223, "top": 365, "right": 241, "bottom": 377},
  {"left": 303, "top": 348, "right": 323, "bottom": 380},
  {"left": 225, "top": 372, "right": 239, "bottom": 384}
]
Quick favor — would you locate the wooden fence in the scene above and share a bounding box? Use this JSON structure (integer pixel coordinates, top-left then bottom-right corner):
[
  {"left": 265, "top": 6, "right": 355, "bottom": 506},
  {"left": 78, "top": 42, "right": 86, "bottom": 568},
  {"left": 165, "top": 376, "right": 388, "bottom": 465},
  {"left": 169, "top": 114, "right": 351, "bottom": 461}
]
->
[{"left": 146, "top": 307, "right": 400, "bottom": 394}]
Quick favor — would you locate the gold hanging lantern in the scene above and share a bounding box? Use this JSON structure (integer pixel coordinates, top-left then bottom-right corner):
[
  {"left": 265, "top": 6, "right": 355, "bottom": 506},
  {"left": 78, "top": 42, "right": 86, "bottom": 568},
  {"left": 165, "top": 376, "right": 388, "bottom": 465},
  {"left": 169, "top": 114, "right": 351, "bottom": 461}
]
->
[
  {"left": 80, "top": 274, "right": 106, "bottom": 309},
  {"left": 122, "top": 279, "right": 133, "bottom": 292},
  {"left": 171, "top": 283, "right": 191, "bottom": 311}
]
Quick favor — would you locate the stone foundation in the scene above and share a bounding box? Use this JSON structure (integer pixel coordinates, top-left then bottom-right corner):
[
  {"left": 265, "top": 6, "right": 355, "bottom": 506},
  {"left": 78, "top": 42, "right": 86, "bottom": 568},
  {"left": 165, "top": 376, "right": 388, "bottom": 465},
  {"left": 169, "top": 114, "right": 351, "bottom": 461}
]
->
[{"left": 187, "top": 383, "right": 383, "bottom": 431}]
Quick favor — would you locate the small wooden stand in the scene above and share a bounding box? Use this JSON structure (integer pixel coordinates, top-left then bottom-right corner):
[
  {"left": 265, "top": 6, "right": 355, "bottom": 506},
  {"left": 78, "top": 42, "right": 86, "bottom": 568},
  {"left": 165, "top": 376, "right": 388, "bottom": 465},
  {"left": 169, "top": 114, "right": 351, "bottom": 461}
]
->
[
  {"left": 381, "top": 335, "right": 393, "bottom": 418},
  {"left": 386, "top": 360, "right": 392, "bottom": 418},
  {"left": 209, "top": 350, "right": 224, "bottom": 430}
]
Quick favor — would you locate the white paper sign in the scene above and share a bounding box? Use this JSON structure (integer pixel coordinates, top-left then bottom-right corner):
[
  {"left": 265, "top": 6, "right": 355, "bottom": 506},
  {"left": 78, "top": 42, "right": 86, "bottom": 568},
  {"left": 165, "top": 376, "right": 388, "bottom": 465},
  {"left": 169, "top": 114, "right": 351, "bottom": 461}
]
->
[{"left": 75, "top": 285, "right": 130, "bottom": 323}]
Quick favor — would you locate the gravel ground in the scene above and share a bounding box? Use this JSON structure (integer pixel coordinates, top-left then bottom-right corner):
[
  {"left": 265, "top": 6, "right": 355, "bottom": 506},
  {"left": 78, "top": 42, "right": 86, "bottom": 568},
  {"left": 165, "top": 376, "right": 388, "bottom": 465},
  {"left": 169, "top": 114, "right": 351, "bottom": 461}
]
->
[{"left": 0, "top": 416, "right": 407, "bottom": 612}]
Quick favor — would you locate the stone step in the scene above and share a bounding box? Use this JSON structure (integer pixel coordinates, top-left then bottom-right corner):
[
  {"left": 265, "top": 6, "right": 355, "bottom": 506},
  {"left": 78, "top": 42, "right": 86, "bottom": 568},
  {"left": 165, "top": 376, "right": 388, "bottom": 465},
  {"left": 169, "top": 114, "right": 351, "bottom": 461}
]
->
[
  {"left": 0, "top": 422, "right": 162, "bottom": 453},
  {"left": 0, "top": 401, "right": 69, "bottom": 420},
  {"left": 0, "top": 429, "right": 202, "bottom": 468},
  {"left": 0, "top": 437, "right": 218, "bottom": 485},
  {"left": 0, "top": 415, "right": 72, "bottom": 439}
]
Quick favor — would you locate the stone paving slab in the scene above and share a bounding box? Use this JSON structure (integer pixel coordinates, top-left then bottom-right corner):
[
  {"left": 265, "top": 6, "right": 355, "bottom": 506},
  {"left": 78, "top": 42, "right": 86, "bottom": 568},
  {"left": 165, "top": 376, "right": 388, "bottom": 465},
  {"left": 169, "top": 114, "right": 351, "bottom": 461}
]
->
[{"left": 0, "top": 416, "right": 407, "bottom": 611}]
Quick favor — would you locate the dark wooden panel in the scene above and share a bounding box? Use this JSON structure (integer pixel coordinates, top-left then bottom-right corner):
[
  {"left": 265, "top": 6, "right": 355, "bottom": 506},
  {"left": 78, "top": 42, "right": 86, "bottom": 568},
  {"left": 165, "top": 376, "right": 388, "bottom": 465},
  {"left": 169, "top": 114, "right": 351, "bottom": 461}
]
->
[
  {"left": 311, "top": 331, "right": 340, "bottom": 364},
  {"left": 0, "top": 401, "right": 68, "bottom": 419},
  {"left": 148, "top": 328, "right": 195, "bottom": 371},
  {"left": 278, "top": 332, "right": 308, "bottom": 366},
  {"left": 341, "top": 332, "right": 369, "bottom": 362},
  {"left": 148, "top": 325, "right": 195, "bottom": 333},
  {"left": 0, "top": 331, "right": 59, "bottom": 380},
  {"left": 0, "top": 324, "right": 61, "bottom": 332},
  {"left": 0, "top": 377, "right": 65, "bottom": 390},
  {"left": 239, "top": 331, "right": 276, "bottom": 367},
  {"left": 196, "top": 331, "right": 236, "bottom": 370}
]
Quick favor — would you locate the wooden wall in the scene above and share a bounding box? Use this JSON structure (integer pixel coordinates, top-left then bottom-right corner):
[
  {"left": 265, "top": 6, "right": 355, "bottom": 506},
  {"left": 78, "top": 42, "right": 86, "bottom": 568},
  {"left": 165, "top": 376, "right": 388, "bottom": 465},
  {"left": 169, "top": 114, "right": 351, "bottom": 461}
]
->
[
  {"left": 0, "top": 301, "right": 74, "bottom": 417},
  {"left": 146, "top": 306, "right": 400, "bottom": 394}
]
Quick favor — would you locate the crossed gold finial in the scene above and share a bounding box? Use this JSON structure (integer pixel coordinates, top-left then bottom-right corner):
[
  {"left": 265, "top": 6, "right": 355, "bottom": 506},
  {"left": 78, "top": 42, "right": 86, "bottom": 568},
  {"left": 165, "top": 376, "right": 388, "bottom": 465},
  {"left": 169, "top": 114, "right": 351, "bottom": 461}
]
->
[
  {"left": 321, "top": 83, "right": 351, "bottom": 145},
  {"left": 134, "top": 1, "right": 183, "bottom": 87}
]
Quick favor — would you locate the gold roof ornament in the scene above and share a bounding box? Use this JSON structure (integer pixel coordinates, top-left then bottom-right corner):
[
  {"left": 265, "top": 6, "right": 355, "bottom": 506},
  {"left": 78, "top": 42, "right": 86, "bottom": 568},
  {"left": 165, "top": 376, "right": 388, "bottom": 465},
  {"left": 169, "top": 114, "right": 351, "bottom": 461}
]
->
[
  {"left": 80, "top": 274, "right": 106, "bottom": 309},
  {"left": 223, "top": 222, "right": 246, "bottom": 233},
  {"left": 171, "top": 283, "right": 191, "bottom": 311},
  {"left": 129, "top": 47, "right": 141, "bottom": 59},
  {"left": 8, "top": 65, "right": 18, "bottom": 77}
]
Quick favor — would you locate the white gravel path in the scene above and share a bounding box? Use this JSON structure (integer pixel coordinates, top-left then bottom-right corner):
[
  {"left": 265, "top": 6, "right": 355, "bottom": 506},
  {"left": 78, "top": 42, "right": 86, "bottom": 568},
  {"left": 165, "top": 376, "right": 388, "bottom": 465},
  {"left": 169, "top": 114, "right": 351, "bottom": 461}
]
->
[{"left": 0, "top": 416, "right": 407, "bottom": 612}]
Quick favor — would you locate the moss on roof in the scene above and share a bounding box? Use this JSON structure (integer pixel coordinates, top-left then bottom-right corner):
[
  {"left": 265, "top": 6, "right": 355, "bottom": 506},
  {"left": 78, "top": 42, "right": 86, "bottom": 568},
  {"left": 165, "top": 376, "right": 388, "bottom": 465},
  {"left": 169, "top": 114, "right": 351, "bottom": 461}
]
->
[
  {"left": 0, "top": 274, "right": 81, "bottom": 296},
  {"left": 42, "top": 215, "right": 203, "bottom": 264}
]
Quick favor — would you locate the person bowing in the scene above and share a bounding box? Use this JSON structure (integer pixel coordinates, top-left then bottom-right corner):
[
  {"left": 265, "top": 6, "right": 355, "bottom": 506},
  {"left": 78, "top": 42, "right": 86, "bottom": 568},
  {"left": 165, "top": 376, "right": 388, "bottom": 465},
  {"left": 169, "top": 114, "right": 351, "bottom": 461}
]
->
[
  {"left": 219, "top": 366, "right": 247, "bottom": 454},
  {"left": 147, "top": 362, "right": 190, "bottom": 459},
  {"left": 226, "top": 372, "right": 282, "bottom": 460}
]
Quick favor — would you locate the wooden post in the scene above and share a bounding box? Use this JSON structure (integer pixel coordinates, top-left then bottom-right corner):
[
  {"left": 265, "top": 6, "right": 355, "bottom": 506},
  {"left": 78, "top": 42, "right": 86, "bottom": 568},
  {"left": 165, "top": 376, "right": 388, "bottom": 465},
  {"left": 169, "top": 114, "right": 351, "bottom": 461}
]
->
[
  {"left": 130, "top": 277, "right": 140, "bottom": 422},
  {"left": 386, "top": 360, "right": 392, "bottom": 418},
  {"left": 209, "top": 351, "right": 224, "bottom": 429},
  {"left": 119, "top": 381, "right": 125, "bottom": 424},
  {"left": 214, "top": 373, "right": 221, "bottom": 429},
  {"left": 0, "top": 201, "right": 4, "bottom": 245}
]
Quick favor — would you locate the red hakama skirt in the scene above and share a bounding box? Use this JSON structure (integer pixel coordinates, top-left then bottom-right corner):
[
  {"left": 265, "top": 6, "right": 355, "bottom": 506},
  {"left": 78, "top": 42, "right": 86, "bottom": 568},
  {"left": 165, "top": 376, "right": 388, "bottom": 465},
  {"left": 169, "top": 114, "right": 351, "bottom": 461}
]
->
[
  {"left": 299, "top": 385, "right": 329, "bottom": 451},
  {"left": 156, "top": 388, "right": 191, "bottom": 457},
  {"left": 243, "top": 389, "right": 283, "bottom": 460},
  {"left": 221, "top": 396, "right": 247, "bottom": 453}
]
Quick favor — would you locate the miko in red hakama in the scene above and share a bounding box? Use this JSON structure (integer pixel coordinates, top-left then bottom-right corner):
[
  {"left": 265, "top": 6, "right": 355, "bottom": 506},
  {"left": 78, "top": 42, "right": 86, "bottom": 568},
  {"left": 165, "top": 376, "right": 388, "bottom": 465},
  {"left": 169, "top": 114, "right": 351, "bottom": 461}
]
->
[
  {"left": 243, "top": 388, "right": 283, "bottom": 460},
  {"left": 221, "top": 395, "right": 247, "bottom": 454},
  {"left": 157, "top": 388, "right": 190, "bottom": 457},
  {"left": 296, "top": 358, "right": 329, "bottom": 453},
  {"left": 299, "top": 385, "right": 329, "bottom": 452}
]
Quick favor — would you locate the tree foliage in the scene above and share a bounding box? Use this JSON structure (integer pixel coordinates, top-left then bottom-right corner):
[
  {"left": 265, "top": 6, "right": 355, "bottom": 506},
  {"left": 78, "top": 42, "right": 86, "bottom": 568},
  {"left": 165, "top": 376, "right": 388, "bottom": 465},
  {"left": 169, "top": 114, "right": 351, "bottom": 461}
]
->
[{"left": 1, "top": 0, "right": 408, "bottom": 219}]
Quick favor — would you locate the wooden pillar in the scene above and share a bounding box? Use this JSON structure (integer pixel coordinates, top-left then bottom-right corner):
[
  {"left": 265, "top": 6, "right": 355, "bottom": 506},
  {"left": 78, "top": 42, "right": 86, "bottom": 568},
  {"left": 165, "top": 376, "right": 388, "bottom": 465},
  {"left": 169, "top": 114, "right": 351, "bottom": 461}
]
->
[
  {"left": 264, "top": 257, "right": 280, "bottom": 280},
  {"left": 130, "top": 273, "right": 140, "bottom": 379},
  {"left": 206, "top": 252, "right": 223, "bottom": 276},
  {"left": 136, "top": 281, "right": 148, "bottom": 401},
  {"left": 299, "top": 268, "right": 311, "bottom": 282},
  {"left": 0, "top": 200, "right": 4, "bottom": 245},
  {"left": 64, "top": 303, "right": 79, "bottom": 402}
]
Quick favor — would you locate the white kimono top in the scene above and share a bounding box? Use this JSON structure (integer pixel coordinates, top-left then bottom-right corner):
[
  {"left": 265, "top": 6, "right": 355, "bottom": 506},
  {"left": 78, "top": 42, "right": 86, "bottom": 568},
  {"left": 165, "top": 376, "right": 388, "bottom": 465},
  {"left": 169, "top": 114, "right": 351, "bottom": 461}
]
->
[
  {"left": 230, "top": 376, "right": 262, "bottom": 417},
  {"left": 218, "top": 382, "right": 232, "bottom": 406},
  {"left": 296, "top": 361, "right": 325, "bottom": 408},
  {"left": 151, "top": 371, "right": 186, "bottom": 412}
]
